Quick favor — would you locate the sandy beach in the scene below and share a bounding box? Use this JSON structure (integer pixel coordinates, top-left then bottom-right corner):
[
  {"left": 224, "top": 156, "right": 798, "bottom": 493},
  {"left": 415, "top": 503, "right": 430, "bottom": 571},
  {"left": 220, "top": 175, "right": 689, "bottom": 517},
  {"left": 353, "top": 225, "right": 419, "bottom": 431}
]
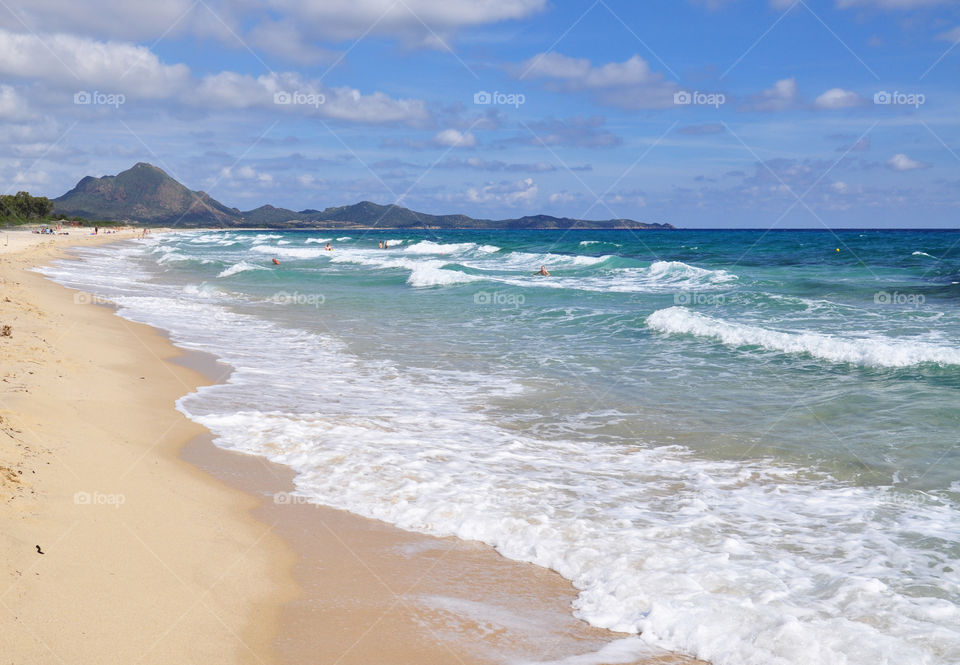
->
[{"left": 0, "top": 228, "right": 699, "bottom": 665}]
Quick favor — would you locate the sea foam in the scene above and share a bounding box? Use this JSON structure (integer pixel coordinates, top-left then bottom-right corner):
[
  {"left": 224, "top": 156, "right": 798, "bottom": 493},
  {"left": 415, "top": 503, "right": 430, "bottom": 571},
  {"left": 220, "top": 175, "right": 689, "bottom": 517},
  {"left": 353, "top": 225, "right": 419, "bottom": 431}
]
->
[{"left": 647, "top": 306, "right": 960, "bottom": 367}]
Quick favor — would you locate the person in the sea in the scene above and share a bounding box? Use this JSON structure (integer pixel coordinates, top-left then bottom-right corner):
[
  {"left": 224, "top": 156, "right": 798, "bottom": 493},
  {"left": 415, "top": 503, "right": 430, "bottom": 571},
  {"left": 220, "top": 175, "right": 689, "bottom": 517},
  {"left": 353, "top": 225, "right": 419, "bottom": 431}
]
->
[
  {"left": 325, "top": 243, "right": 333, "bottom": 251},
  {"left": 533, "top": 265, "right": 550, "bottom": 276},
  {"left": 378, "top": 241, "right": 383, "bottom": 249},
  {"left": 384, "top": 241, "right": 390, "bottom": 249}
]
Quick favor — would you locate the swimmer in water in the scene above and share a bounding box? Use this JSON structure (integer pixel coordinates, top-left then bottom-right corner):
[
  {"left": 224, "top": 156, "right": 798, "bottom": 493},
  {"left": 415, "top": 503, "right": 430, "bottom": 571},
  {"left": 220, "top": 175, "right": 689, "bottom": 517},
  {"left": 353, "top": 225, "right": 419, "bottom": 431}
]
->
[
  {"left": 378, "top": 241, "right": 383, "bottom": 249},
  {"left": 325, "top": 243, "right": 333, "bottom": 251},
  {"left": 533, "top": 265, "right": 550, "bottom": 276}
]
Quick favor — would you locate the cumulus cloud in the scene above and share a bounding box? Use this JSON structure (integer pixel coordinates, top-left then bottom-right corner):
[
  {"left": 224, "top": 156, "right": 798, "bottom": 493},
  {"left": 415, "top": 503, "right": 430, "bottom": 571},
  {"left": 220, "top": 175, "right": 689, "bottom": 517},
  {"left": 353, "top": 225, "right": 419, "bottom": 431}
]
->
[
  {"left": 745, "top": 78, "right": 799, "bottom": 111},
  {"left": 0, "top": 85, "right": 30, "bottom": 120},
  {"left": 219, "top": 164, "right": 274, "bottom": 184},
  {"left": 1, "top": 0, "right": 209, "bottom": 41},
  {"left": 433, "top": 128, "right": 476, "bottom": 148},
  {"left": 0, "top": 28, "right": 190, "bottom": 97},
  {"left": 465, "top": 177, "right": 538, "bottom": 206},
  {"left": 520, "top": 53, "right": 677, "bottom": 109},
  {"left": 886, "top": 153, "right": 929, "bottom": 171},
  {"left": 813, "top": 88, "right": 864, "bottom": 109},
  {"left": 0, "top": 29, "right": 431, "bottom": 126},
  {"left": 260, "top": 0, "right": 546, "bottom": 48},
  {"left": 2, "top": 0, "right": 546, "bottom": 57},
  {"left": 194, "top": 72, "right": 431, "bottom": 126}
]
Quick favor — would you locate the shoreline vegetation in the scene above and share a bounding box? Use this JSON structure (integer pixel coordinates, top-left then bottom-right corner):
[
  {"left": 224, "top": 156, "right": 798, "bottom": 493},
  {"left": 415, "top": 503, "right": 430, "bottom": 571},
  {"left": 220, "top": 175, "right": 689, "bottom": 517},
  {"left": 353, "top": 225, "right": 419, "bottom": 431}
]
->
[{"left": 0, "top": 229, "right": 700, "bottom": 665}]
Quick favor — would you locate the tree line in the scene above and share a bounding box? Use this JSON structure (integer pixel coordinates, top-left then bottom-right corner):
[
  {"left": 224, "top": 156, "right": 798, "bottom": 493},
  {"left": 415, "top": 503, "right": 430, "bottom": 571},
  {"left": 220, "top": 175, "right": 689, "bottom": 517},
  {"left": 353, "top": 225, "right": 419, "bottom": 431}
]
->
[{"left": 0, "top": 191, "right": 55, "bottom": 221}]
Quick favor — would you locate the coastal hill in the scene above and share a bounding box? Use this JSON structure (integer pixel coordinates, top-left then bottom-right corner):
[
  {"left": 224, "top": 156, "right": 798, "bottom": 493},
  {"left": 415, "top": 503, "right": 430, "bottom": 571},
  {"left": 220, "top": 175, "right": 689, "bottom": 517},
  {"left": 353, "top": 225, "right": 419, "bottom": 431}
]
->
[{"left": 53, "top": 163, "right": 674, "bottom": 230}]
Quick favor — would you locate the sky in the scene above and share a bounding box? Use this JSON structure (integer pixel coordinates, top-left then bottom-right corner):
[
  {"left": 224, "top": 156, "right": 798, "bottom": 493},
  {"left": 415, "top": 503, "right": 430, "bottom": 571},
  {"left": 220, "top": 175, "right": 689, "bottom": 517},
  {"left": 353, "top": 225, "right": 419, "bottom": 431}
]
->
[{"left": 0, "top": 0, "right": 958, "bottom": 228}]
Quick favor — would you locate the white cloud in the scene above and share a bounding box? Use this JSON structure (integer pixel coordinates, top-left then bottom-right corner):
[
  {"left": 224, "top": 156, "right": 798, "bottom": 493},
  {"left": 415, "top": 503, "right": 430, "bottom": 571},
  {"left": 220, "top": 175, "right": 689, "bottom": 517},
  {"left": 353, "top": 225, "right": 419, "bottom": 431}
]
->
[
  {"left": 2, "top": 0, "right": 207, "bottom": 41},
  {"left": 0, "top": 85, "right": 29, "bottom": 120},
  {"left": 465, "top": 178, "right": 538, "bottom": 206},
  {"left": 322, "top": 86, "right": 430, "bottom": 126},
  {"left": 0, "top": 29, "right": 431, "bottom": 126},
  {"left": 219, "top": 164, "right": 274, "bottom": 184},
  {"left": 264, "top": 0, "right": 546, "bottom": 46},
  {"left": 0, "top": 28, "right": 190, "bottom": 97},
  {"left": 886, "top": 153, "right": 929, "bottom": 171},
  {"left": 813, "top": 88, "right": 863, "bottom": 109},
  {"left": 433, "top": 129, "right": 476, "bottom": 148},
  {"left": 549, "top": 191, "right": 581, "bottom": 205},
  {"left": 746, "top": 78, "right": 799, "bottom": 111},
  {"left": 520, "top": 53, "right": 677, "bottom": 109},
  {"left": 297, "top": 174, "right": 326, "bottom": 188}
]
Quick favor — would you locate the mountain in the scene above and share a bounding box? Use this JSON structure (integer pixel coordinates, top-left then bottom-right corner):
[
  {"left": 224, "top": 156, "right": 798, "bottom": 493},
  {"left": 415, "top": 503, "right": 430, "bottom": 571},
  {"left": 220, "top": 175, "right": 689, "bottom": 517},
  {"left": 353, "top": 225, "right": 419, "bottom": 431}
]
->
[
  {"left": 53, "top": 163, "right": 242, "bottom": 226},
  {"left": 53, "top": 163, "right": 674, "bottom": 230}
]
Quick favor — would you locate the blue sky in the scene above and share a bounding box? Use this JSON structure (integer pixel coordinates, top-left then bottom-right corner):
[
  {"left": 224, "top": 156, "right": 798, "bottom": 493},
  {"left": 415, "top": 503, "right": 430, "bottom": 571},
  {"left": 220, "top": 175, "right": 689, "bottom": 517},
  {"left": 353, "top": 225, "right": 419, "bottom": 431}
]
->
[{"left": 0, "top": 0, "right": 958, "bottom": 227}]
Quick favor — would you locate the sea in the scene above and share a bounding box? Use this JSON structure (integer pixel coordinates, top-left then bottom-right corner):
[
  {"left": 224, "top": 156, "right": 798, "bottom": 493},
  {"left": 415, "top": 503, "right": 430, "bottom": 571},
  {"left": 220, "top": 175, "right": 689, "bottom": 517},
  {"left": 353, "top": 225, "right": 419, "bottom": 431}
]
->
[{"left": 39, "top": 229, "right": 960, "bottom": 665}]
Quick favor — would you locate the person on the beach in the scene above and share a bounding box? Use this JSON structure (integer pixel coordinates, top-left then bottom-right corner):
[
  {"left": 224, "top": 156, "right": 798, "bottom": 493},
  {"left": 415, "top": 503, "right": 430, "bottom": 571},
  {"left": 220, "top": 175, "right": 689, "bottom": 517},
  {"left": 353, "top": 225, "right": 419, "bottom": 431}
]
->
[{"left": 533, "top": 265, "right": 550, "bottom": 276}]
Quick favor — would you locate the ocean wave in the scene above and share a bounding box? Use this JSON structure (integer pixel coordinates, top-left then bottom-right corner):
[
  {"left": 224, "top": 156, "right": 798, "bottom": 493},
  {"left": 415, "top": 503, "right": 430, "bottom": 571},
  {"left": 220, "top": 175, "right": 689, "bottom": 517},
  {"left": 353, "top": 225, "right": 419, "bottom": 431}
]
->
[
  {"left": 250, "top": 245, "right": 327, "bottom": 259},
  {"left": 217, "top": 261, "right": 267, "bottom": 278},
  {"left": 407, "top": 262, "right": 483, "bottom": 287},
  {"left": 647, "top": 306, "right": 960, "bottom": 367},
  {"left": 403, "top": 240, "right": 476, "bottom": 255},
  {"left": 305, "top": 237, "right": 332, "bottom": 244},
  {"left": 913, "top": 251, "right": 937, "bottom": 259},
  {"left": 329, "top": 250, "right": 480, "bottom": 287},
  {"left": 646, "top": 260, "right": 737, "bottom": 284},
  {"left": 156, "top": 251, "right": 190, "bottom": 265}
]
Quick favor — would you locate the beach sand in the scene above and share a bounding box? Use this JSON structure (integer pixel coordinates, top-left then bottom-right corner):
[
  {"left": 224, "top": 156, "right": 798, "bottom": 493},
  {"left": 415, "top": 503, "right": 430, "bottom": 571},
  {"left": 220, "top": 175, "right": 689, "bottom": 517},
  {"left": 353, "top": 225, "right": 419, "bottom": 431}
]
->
[{"left": 0, "top": 228, "right": 702, "bottom": 665}]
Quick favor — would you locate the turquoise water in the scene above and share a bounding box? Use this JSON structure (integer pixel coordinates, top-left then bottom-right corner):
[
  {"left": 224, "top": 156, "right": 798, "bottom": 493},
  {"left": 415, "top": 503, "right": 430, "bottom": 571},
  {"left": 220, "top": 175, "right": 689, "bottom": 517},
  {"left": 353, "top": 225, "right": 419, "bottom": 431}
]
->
[{"left": 43, "top": 229, "right": 960, "bottom": 665}]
